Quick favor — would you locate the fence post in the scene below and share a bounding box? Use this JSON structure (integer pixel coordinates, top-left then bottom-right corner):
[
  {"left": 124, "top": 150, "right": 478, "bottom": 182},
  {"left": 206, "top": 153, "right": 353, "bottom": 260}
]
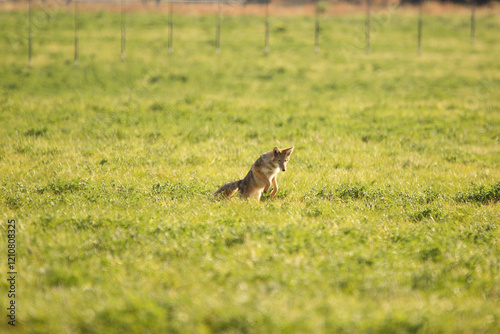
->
[
  {"left": 168, "top": 0, "right": 173, "bottom": 54},
  {"left": 28, "top": 0, "right": 33, "bottom": 67},
  {"left": 74, "top": 0, "right": 79, "bottom": 65},
  {"left": 315, "top": 0, "right": 320, "bottom": 53},
  {"left": 418, "top": 0, "right": 423, "bottom": 55},
  {"left": 471, "top": 0, "right": 476, "bottom": 44},
  {"left": 121, "top": 0, "right": 126, "bottom": 61},
  {"left": 265, "top": 0, "right": 270, "bottom": 54},
  {"left": 216, "top": 0, "right": 221, "bottom": 54},
  {"left": 365, "top": 0, "right": 370, "bottom": 54}
]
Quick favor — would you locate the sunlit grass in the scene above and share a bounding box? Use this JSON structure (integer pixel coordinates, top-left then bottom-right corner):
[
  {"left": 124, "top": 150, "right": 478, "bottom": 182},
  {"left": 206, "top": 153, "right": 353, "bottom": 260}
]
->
[{"left": 0, "top": 7, "right": 499, "bottom": 333}]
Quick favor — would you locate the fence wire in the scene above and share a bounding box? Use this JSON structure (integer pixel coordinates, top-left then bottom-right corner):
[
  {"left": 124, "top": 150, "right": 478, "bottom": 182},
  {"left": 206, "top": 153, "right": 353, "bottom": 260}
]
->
[{"left": 1, "top": 0, "right": 493, "bottom": 66}]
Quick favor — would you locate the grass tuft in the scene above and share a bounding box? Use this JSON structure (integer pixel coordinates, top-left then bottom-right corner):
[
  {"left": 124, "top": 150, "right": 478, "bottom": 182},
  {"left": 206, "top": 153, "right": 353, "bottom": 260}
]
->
[{"left": 456, "top": 182, "right": 500, "bottom": 204}]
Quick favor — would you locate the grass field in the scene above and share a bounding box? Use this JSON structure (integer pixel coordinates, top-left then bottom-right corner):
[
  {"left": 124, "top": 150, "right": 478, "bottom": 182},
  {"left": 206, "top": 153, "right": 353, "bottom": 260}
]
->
[{"left": 1, "top": 5, "right": 500, "bottom": 333}]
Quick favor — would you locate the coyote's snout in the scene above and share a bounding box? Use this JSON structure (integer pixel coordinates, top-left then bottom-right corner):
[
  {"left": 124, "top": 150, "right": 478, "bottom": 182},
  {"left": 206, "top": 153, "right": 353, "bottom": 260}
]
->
[{"left": 214, "top": 146, "right": 294, "bottom": 200}]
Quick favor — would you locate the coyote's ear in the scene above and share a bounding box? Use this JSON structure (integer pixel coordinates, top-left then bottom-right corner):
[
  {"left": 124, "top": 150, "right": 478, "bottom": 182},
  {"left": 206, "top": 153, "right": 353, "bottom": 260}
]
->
[
  {"left": 273, "top": 147, "right": 280, "bottom": 156},
  {"left": 284, "top": 147, "right": 294, "bottom": 156}
]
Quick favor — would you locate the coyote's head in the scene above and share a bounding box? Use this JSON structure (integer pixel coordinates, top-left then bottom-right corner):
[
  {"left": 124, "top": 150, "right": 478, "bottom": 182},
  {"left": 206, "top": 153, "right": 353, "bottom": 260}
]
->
[{"left": 273, "top": 146, "right": 294, "bottom": 172}]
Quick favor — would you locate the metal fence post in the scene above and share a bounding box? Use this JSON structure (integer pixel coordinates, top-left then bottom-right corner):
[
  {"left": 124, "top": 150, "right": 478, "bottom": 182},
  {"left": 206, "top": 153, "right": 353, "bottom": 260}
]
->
[
  {"left": 365, "top": 0, "right": 370, "bottom": 54},
  {"left": 471, "top": 0, "right": 476, "bottom": 45},
  {"left": 28, "top": 0, "right": 33, "bottom": 67},
  {"left": 216, "top": 0, "right": 221, "bottom": 54},
  {"left": 265, "top": 0, "right": 270, "bottom": 54},
  {"left": 418, "top": 0, "right": 423, "bottom": 55},
  {"left": 168, "top": 0, "right": 173, "bottom": 54},
  {"left": 74, "top": 0, "right": 79, "bottom": 65},
  {"left": 121, "top": 0, "right": 126, "bottom": 61},
  {"left": 315, "top": 0, "right": 320, "bottom": 53}
]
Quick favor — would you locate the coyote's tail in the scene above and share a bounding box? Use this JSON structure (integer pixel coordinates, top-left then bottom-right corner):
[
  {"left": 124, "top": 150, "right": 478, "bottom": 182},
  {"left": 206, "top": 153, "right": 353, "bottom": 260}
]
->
[{"left": 214, "top": 180, "right": 241, "bottom": 198}]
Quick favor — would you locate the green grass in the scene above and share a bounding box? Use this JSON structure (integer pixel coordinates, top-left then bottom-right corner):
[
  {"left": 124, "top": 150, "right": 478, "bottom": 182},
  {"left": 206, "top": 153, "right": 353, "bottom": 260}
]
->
[{"left": 1, "top": 6, "right": 500, "bottom": 333}]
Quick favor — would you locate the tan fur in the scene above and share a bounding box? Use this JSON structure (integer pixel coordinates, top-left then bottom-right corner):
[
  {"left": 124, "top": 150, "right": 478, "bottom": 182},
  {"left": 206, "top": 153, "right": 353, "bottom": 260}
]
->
[{"left": 214, "top": 146, "right": 294, "bottom": 200}]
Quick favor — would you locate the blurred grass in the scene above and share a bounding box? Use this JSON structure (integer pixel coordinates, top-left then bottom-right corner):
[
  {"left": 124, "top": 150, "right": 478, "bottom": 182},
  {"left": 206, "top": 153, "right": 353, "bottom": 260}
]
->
[{"left": 0, "top": 7, "right": 500, "bottom": 334}]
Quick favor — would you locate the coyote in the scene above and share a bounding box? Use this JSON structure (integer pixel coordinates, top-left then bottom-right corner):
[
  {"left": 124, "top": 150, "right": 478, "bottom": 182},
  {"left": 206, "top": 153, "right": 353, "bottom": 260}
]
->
[{"left": 214, "top": 146, "right": 294, "bottom": 200}]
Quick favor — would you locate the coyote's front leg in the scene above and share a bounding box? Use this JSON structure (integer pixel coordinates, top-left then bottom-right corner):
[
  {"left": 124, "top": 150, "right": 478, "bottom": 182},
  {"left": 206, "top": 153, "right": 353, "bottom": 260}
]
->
[
  {"left": 264, "top": 184, "right": 270, "bottom": 194},
  {"left": 270, "top": 176, "right": 278, "bottom": 199},
  {"left": 255, "top": 169, "right": 271, "bottom": 197}
]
